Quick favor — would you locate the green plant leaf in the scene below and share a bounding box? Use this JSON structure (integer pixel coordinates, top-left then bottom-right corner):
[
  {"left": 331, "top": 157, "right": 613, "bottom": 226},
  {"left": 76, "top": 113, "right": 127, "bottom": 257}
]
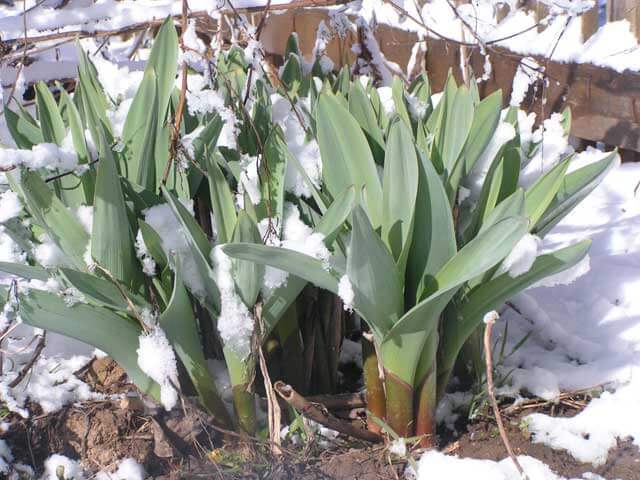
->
[
  {"left": 439, "top": 239, "right": 591, "bottom": 384},
  {"left": 59, "top": 268, "right": 147, "bottom": 311},
  {"left": 3, "top": 104, "right": 43, "bottom": 149},
  {"left": 0, "top": 262, "right": 48, "bottom": 281},
  {"left": 462, "top": 90, "right": 502, "bottom": 175},
  {"left": 258, "top": 127, "right": 288, "bottom": 221},
  {"left": 160, "top": 256, "right": 233, "bottom": 427},
  {"left": 207, "top": 152, "right": 237, "bottom": 245},
  {"left": 19, "top": 289, "right": 160, "bottom": 400},
  {"left": 381, "top": 117, "right": 418, "bottom": 267},
  {"left": 406, "top": 151, "right": 456, "bottom": 306},
  {"left": 347, "top": 206, "right": 403, "bottom": 342},
  {"left": 223, "top": 243, "right": 340, "bottom": 294},
  {"left": 9, "top": 170, "right": 88, "bottom": 269},
  {"left": 232, "top": 211, "right": 264, "bottom": 308},
  {"left": 439, "top": 86, "right": 473, "bottom": 172},
  {"left": 316, "top": 92, "right": 382, "bottom": 227},
  {"left": 34, "top": 82, "right": 66, "bottom": 145},
  {"left": 535, "top": 151, "right": 618, "bottom": 236},
  {"left": 348, "top": 81, "right": 385, "bottom": 163},
  {"left": 524, "top": 156, "right": 571, "bottom": 228},
  {"left": 92, "top": 131, "right": 141, "bottom": 288}
]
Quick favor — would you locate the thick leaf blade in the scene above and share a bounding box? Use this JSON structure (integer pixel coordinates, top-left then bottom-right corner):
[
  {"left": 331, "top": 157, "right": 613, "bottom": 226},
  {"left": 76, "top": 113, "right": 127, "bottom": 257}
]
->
[
  {"left": 381, "top": 118, "right": 419, "bottom": 265},
  {"left": 316, "top": 92, "right": 382, "bottom": 227},
  {"left": 92, "top": 131, "right": 142, "bottom": 288},
  {"left": 160, "top": 257, "right": 232, "bottom": 426},
  {"left": 20, "top": 289, "right": 160, "bottom": 400}
]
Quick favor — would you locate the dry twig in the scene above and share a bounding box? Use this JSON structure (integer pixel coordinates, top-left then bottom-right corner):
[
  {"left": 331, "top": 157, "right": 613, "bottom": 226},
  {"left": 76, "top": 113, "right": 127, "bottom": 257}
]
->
[
  {"left": 274, "top": 381, "right": 383, "bottom": 443},
  {"left": 484, "top": 311, "right": 529, "bottom": 480}
]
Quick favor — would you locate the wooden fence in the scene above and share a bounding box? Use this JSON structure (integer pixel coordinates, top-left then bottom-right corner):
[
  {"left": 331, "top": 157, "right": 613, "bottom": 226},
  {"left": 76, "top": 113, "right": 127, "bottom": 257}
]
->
[{"left": 260, "top": 2, "right": 640, "bottom": 157}]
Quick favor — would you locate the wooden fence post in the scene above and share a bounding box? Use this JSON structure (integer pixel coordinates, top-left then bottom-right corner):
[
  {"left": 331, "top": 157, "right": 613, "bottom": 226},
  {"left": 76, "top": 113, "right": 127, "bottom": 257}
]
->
[
  {"left": 607, "top": 0, "right": 640, "bottom": 38},
  {"left": 581, "top": 4, "right": 600, "bottom": 42}
]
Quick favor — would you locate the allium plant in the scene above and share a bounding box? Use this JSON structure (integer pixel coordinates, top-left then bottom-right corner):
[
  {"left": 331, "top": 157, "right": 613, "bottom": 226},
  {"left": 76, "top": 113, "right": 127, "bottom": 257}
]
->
[
  {"left": 224, "top": 39, "right": 618, "bottom": 443},
  {"left": 0, "top": 16, "right": 616, "bottom": 447}
]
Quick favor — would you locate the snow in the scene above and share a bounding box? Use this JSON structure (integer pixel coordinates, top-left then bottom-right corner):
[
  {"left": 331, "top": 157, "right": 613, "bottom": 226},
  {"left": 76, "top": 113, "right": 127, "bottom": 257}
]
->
[
  {"left": 260, "top": 203, "right": 330, "bottom": 296},
  {"left": 271, "top": 95, "right": 323, "bottom": 199},
  {"left": 96, "top": 457, "right": 146, "bottom": 480},
  {"left": 409, "top": 450, "right": 604, "bottom": 480},
  {"left": 135, "top": 229, "right": 157, "bottom": 276},
  {"left": 42, "top": 454, "right": 85, "bottom": 480},
  {"left": 0, "top": 439, "right": 13, "bottom": 474},
  {"left": 510, "top": 57, "right": 540, "bottom": 107},
  {"left": 498, "top": 234, "right": 542, "bottom": 278},
  {"left": 211, "top": 245, "right": 255, "bottom": 360},
  {"left": 495, "top": 162, "right": 640, "bottom": 465},
  {"left": 0, "top": 191, "right": 22, "bottom": 224},
  {"left": 236, "top": 155, "right": 262, "bottom": 207},
  {"left": 519, "top": 113, "right": 570, "bottom": 188},
  {"left": 136, "top": 326, "right": 179, "bottom": 411},
  {"left": 388, "top": 437, "right": 407, "bottom": 456},
  {"left": 338, "top": 275, "right": 355, "bottom": 311},
  {"left": 0, "top": 143, "right": 77, "bottom": 173},
  {"left": 34, "top": 234, "right": 68, "bottom": 268},
  {"left": 466, "top": 121, "right": 516, "bottom": 200},
  {"left": 0, "top": 353, "right": 98, "bottom": 417},
  {"left": 143, "top": 200, "right": 207, "bottom": 299}
]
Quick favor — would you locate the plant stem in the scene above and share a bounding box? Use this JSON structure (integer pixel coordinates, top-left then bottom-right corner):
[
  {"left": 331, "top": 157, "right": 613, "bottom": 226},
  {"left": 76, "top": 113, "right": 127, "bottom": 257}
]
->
[
  {"left": 225, "top": 348, "right": 257, "bottom": 435},
  {"left": 384, "top": 371, "right": 414, "bottom": 437},
  {"left": 362, "top": 336, "right": 386, "bottom": 434},
  {"left": 414, "top": 330, "right": 438, "bottom": 447},
  {"left": 275, "top": 302, "right": 305, "bottom": 391}
]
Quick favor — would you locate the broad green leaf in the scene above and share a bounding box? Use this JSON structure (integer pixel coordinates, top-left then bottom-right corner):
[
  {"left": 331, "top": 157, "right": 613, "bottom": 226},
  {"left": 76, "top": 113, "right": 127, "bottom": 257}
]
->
[
  {"left": 145, "top": 17, "right": 179, "bottom": 120},
  {"left": 10, "top": 170, "right": 88, "bottom": 269},
  {"left": 462, "top": 90, "right": 502, "bottom": 175},
  {"left": 60, "top": 268, "right": 146, "bottom": 311},
  {"left": 223, "top": 243, "right": 340, "bottom": 294},
  {"left": 232, "top": 212, "right": 264, "bottom": 308},
  {"left": 160, "top": 257, "right": 233, "bottom": 427},
  {"left": 136, "top": 74, "right": 160, "bottom": 191},
  {"left": 59, "top": 90, "right": 94, "bottom": 201},
  {"left": 439, "top": 86, "right": 473, "bottom": 171},
  {"left": 535, "top": 151, "right": 618, "bottom": 235},
  {"left": 92, "top": 131, "right": 141, "bottom": 288},
  {"left": 349, "top": 81, "right": 385, "bottom": 163},
  {"left": 207, "top": 152, "right": 237, "bottom": 244},
  {"left": 392, "top": 77, "right": 412, "bottom": 129},
  {"left": 381, "top": 118, "right": 418, "bottom": 267},
  {"left": 316, "top": 92, "right": 382, "bottom": 227},
  {"left": 439, "top": 240, "right": 591, "bottom": 382},
  {"left": 524, "top": 156, "right": 570, "bottom": 228},
  {"left": 383, "top": 216, "right": 528, "bottom": 383},
  {"left": 20, "top": 289, "right": 160, "bottom": 400},
  {"left": 0, "top": 262, "right": 48, "bottom": 281},
  {"left": 34, "top": 82, "right": 65, "bottom": 145},
  {"left": 122, "top": 70, "right": 158, "bottom": 185},
  {"left": 281, "top": 54, "right": 303, "bottom": 95},
  {"left": 406, "top": 151, "right": 456, "bottom": 305},
  {"left": 347, "top": 206, "right": 403, "bottom": 342},
  {"left": 258, "top": 127, "right": 288, "bottom": 221},
  {"left": 3, "top": 104, "right": 43, "bottom": 148},
  {"left": 162, "top": 187, "right": 220, "bottom": 312}
]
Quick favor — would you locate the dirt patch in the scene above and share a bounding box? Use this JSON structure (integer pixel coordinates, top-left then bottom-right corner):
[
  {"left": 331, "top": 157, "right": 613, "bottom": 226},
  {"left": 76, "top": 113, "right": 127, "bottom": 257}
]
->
[
  {"left": 448, "top": 416, "right": 640, "bottom": 480},
  {"left": 2, "top": 359, "right": 638, "bottom": 479}
]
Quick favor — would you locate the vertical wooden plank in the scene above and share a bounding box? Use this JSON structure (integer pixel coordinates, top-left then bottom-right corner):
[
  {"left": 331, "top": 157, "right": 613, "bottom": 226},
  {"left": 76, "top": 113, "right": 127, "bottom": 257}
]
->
[
  {"left": 608, "top": 0, "right": 640, "bottom": 38},
  {"left": 581, "top": 4, "right": 600, "bottom": 42}
]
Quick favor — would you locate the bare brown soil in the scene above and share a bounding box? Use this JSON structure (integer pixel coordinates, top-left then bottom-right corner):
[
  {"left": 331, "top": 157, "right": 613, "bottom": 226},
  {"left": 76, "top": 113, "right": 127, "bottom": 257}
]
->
[{"left": 2, "top": 358, "right": 639, "bottom": 479}]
